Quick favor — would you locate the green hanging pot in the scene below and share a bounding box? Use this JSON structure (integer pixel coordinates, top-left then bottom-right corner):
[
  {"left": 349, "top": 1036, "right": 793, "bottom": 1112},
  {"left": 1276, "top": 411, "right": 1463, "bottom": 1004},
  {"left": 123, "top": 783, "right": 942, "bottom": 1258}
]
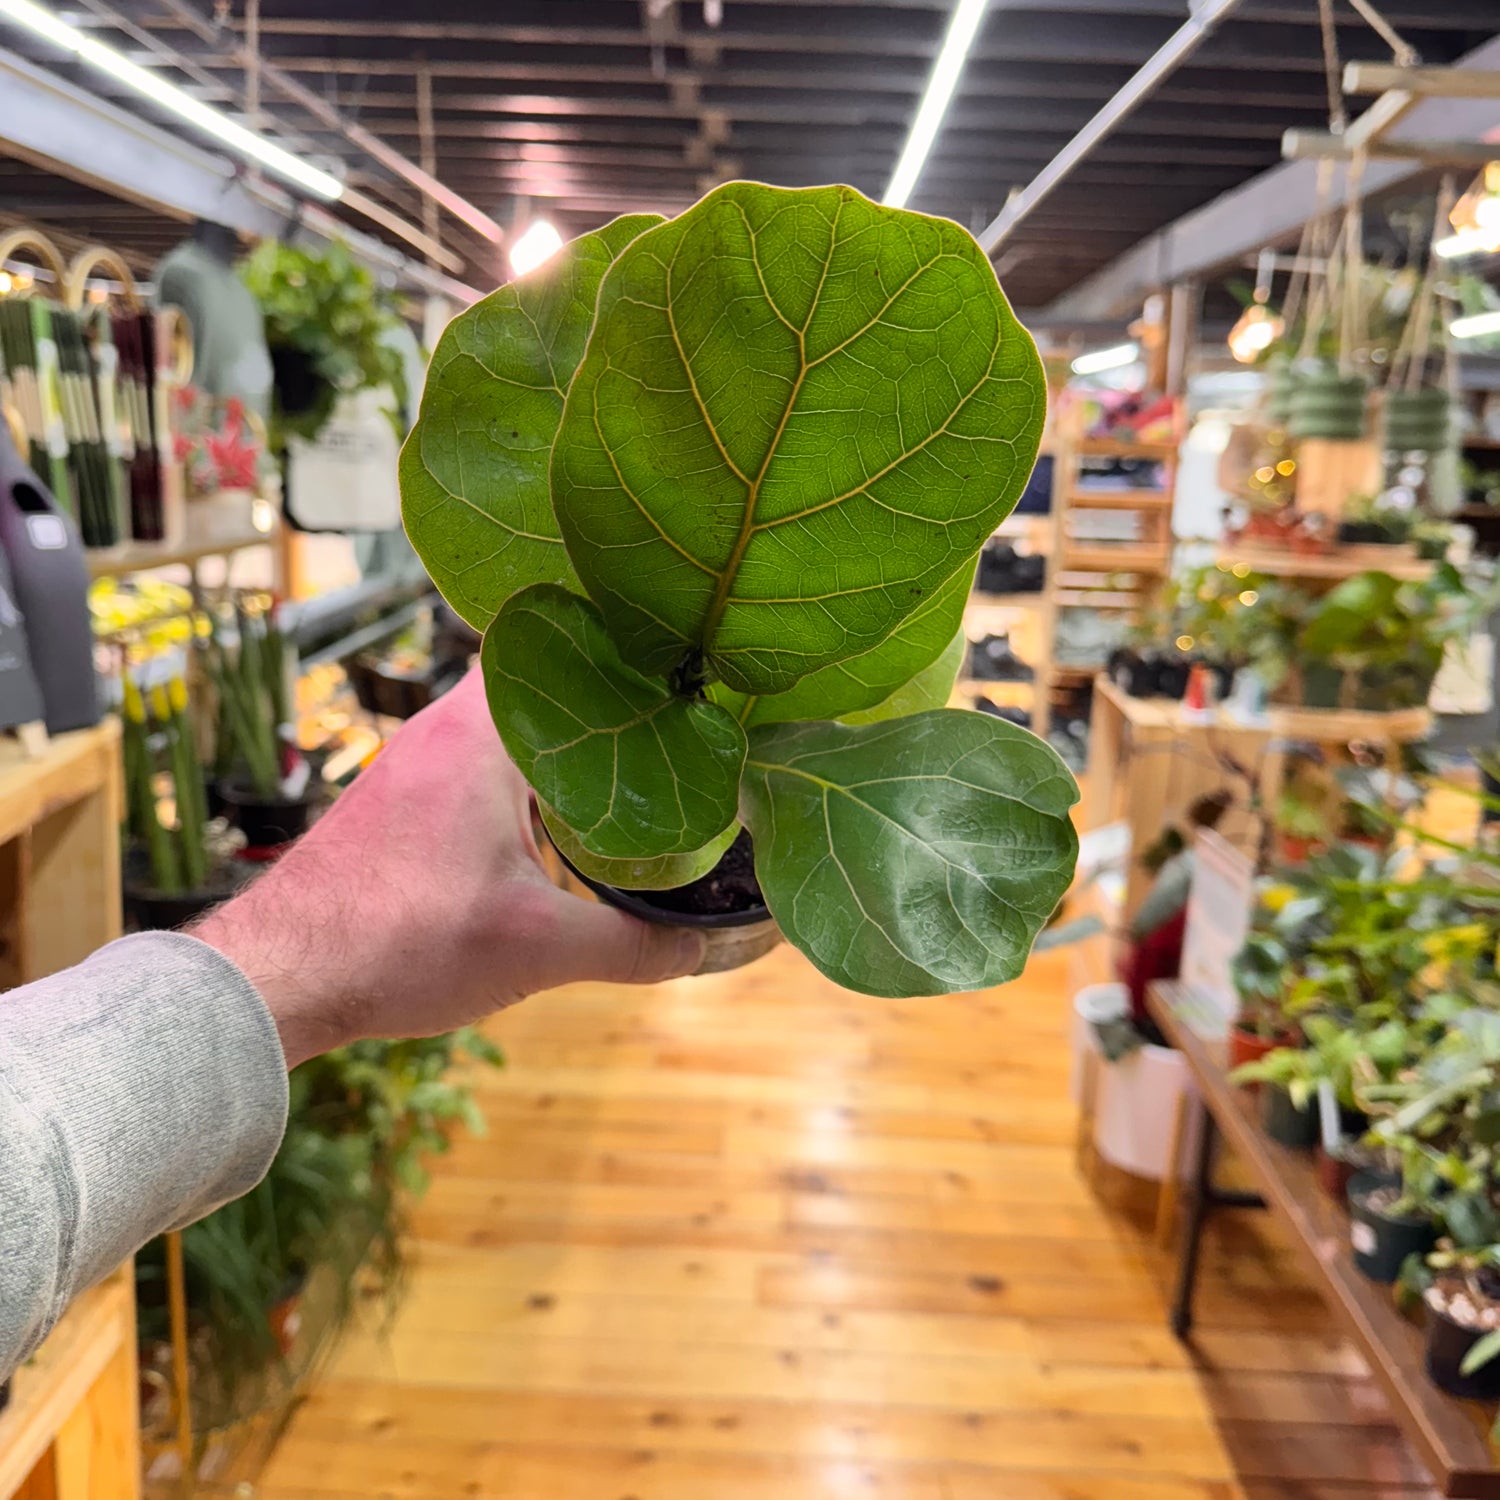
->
[
  {"left": 1288, "top": 371, "right": 1369, "bottom": 442},
  {"left": 1383, "top": 386, "right": 1450, "bottom": 454},
  {"left": 1264, "top": 359, "right": 1302, "bottom": 427}
]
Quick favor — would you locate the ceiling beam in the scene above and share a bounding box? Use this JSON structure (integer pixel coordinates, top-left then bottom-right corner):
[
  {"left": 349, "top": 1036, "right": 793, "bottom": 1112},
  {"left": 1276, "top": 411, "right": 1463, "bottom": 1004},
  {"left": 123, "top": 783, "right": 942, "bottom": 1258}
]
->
[
  {"left": 1032, "top": 30, "right": 1500, "bottom": 323},
  {"left": 0, "top": 46, "right": 477, "bottom": 301}
]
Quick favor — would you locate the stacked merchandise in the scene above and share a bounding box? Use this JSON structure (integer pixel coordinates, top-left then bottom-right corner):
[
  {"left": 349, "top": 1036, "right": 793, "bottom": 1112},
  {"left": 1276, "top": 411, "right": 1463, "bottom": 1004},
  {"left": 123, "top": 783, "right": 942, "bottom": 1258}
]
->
[{"left": 0, "top": 282, "right": 167, "bottom": 546}]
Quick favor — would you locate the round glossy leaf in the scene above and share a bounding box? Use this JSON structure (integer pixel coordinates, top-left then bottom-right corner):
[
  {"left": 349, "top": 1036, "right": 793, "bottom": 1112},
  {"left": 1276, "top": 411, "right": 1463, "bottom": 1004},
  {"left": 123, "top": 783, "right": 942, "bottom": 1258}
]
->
[
  {"left": 483, "top": 585, "right": 745, "bottom": 860},
  {"left": 553, "top": 181, "right": 1045, "bottom": 694},
  {"left": 740, "top": 710, "right": 1078, "bottom": 996},
  {"left": 539, "top": 802, "right": 739, "bottom": 891},
  {"left": 838, "top": 627, "right": 965, "bottom": 725},
  {"left": 709, "top": 561, "right": 971, "bottom": 728},
  {"left": 401, "top": 212, "right": 663, "bottom": 628}
]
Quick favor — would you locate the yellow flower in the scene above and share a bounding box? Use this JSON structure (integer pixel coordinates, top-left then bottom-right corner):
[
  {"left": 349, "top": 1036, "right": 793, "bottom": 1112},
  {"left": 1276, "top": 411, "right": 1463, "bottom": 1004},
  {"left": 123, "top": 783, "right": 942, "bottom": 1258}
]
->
[
  {"left": 149, "top": 683, "right": 171, "bottom": 722},
  {"left": 121, "top": 677, "right": 145, "bottom": 724},
  {"left": 1260, "top": 883, "right": 1298, "bottom": 914},
  {"left": 168, "top": 677, "right": 188, "bottom": 714}
]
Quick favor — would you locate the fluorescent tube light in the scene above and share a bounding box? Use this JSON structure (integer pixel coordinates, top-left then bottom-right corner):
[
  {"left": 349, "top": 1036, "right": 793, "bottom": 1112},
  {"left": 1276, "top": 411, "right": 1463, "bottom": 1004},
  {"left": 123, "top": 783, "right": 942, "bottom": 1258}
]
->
[
  {"left": 1450, "top": 311, "right": 1500, "bottom": 340},
  {"left": 882, "top": 0, "right": 988, "bottom": 209},
  {"left": 0, "top": 0, "right": 342, "bottom": 200},
  {"left": 509, "top": 221, "right": 565, "bottom": 277},
  {"left": 1435, "top": 225, "right": 1500, "bottom": 259},
  {"left": 1071, "top": 342, "right": 1139, "bottom": 375}
]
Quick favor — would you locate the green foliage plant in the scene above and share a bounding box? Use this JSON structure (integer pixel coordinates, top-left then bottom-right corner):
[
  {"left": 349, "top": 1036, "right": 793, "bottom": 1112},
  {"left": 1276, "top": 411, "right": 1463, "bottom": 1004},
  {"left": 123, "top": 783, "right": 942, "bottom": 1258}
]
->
[
  {"left": 401, "top": 183, "right": 1079, "bottom": 997},
  {"left": 241, "top": 239, "right": 409, "bottom": 448}
]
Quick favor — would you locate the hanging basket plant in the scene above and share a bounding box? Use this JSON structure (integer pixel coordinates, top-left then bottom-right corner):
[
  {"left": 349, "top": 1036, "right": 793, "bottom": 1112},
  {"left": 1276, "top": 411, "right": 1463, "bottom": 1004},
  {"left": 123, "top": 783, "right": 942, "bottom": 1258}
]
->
[
  {"left": 1383, "top": 385, "right": 1450, "bottom": 454},
  {"left": 1288, "top": 369, "right": 1369, "bottom": 442}
]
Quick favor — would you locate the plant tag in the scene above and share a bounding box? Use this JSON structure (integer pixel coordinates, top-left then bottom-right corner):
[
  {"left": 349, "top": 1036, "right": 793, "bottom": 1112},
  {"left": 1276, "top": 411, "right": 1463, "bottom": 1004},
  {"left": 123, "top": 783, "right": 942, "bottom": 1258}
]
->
[
  {"left": 1317, "top": 1080, "right": 1340, "bottom": 1153},
  {"left": 1350, "top": 1221, "right": 1376, "bottom": 1255}
]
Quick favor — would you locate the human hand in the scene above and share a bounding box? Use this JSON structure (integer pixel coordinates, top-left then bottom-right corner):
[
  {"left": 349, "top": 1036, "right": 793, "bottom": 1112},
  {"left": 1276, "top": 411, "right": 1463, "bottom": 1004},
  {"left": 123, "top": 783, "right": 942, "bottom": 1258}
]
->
[{"left": 195, "top": 669, "right": 705, "bottom": 1068}]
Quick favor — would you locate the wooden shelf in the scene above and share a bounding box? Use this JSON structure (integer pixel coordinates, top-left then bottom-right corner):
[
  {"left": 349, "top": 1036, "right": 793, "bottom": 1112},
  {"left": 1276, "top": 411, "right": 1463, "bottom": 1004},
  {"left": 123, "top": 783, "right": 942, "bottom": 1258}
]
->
[
  {"left": 1075, "top": 437, "right": 1178, "bottom": 460},
  {"left": 1059, "top": 543, "right": 1172, "bottom": 573},
  {"left": 1068, "top": 488, "right": 1173, "bottom": 508},
  {"left": 1269, "top": 702, "right": 1433, "bottom": 741},
  {"left": 0, "top": 717, "right": 134, "bottom": 1500},
  {"left": 87, "top": 522, "right": 276, "bottom": 579},
  {"left": 0, "top": 1269, "right": 136, "bottom": 1500},
  {"left": 1217, "top": 547, "right": 1435, "bottom": 583}
]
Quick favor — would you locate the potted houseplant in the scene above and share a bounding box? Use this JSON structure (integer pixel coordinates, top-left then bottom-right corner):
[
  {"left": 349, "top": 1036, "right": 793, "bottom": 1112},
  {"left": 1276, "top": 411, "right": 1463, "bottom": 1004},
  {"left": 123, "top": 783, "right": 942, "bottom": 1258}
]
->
[
  {"left": 1348, "top": 1165, "right": 1438, "bottom": 1283},
  {"left": 1335, "top": 493, "right": 1412, "bottom": 547},
  {"left": 1229, "top": 1039, "right": 1341, "bottom": 1148},
  {"left": 1401, "top": 1244, "right": 1500, "bottom": 1402},
  {"left": 1287, "top": 366, "right": 1368, "bottom": 442},
  {"left": 240, "top": 239, "right": 409, "bottom": 451},
  {"left": 206, "top": 601, "right": 320, "bottom": 854},
  {"left": 400, "top": 183, "right": 1079, "bottom": 994},
  {"left": 120, "top": 673, "right": 246, "bottom": 930}
]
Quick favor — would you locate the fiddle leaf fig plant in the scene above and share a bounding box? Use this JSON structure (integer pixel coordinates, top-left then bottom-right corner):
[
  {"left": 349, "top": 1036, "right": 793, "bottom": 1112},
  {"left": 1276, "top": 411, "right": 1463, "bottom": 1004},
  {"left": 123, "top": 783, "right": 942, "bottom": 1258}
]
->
[{"left": 402, "top": 182, "right": 1077, "bottom": 997}]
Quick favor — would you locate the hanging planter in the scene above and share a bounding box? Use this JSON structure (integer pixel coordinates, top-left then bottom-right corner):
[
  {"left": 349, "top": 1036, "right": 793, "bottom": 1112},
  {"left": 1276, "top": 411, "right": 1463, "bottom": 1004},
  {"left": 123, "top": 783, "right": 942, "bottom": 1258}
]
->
[
  {"left": 1264, "top": 359, "right": 1304, "bottom": 428},
  {"left": 1384, "top": 386, "right": 1450, "bottom": 454},
  {"left": 1288, "top": 371, "right": 1369, "bottom": 442}
]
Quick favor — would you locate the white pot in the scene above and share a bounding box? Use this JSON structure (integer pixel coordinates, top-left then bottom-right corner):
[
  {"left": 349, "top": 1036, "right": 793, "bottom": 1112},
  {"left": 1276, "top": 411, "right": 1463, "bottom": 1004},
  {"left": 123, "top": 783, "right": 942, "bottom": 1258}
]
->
[
  {"left": 1069, "top": 982, "right": 1129, "bottom": 1104},
  {"left": 1093, "top": 1039, "right": 1194, "bottom": 1181}
]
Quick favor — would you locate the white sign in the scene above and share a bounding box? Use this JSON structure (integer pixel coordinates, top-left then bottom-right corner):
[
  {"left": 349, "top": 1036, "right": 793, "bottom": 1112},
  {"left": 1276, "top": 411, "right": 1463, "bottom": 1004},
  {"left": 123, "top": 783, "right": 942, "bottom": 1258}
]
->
[
  {"left": 286, "top": 388, "right": 402, "bottom": 532},
  {"left": 1178, "top": 827, "right": 1256, "bottom": 1037}
]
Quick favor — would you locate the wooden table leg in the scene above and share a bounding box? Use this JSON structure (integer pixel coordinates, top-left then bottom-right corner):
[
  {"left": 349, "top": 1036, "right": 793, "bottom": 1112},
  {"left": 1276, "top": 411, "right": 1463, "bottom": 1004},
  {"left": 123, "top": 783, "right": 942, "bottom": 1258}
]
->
[{"left": 1169, "top": 1100, "right": 1215, "bottom": 1339}]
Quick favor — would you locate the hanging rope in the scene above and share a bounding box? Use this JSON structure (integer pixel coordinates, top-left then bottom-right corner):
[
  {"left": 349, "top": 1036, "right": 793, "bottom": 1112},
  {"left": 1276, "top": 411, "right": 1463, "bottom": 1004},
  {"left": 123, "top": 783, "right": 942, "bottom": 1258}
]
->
[
  {"left": 1339, "top": 152, "right": 1367, "bottom": 377},
  {"left": 1281, "top": 159, "right": 1335, "bottom": 346},
  {"left": 1398, "top": 175, "right": 1457, "bottom": 394},
  {"left": 1343, "top": 0, "right": 1420, "bottom": 67},
  {"left": 1317, "top": 0, "right": 1347, "bottom": 135}
]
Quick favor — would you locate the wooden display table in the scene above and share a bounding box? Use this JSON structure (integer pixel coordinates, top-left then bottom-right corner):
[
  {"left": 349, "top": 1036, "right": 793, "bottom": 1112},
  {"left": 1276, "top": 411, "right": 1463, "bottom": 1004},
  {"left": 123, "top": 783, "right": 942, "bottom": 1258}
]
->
[
  {"left": 1085, "top": 675, "right": 1434, "bottom": 926},
  {"left": 1148, "top": 980, "right": 1500, "bottom": 1499},
  {"left": 0, "top": 721, "right": 139, "bottom": 1500},
  {"left": 1083, "top": 676, "right": 1268, "bottom": 924}
]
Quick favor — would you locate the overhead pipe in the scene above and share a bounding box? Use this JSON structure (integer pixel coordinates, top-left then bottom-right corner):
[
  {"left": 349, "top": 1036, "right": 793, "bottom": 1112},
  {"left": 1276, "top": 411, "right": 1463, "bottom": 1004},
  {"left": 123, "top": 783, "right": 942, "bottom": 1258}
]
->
[
  {"left": 978, "top": 0, "right": 1246, "bottom": 252},
  {"left": 149, "top": 0, "right": 507, "bottom": 249}
]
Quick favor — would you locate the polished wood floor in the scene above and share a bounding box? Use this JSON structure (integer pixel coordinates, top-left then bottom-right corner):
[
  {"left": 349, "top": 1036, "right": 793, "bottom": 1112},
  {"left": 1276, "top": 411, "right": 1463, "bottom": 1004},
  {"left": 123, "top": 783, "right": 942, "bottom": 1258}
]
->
[{"left": 259, "top": 936, "right": 1441, "bottom": 1500}]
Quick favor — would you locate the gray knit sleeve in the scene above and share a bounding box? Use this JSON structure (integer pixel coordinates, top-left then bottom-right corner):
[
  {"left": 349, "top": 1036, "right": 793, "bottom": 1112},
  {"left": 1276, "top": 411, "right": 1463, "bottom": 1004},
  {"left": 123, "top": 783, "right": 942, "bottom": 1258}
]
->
[{"left": 0, "top": 931, "right": 288, "bottom": 1375}]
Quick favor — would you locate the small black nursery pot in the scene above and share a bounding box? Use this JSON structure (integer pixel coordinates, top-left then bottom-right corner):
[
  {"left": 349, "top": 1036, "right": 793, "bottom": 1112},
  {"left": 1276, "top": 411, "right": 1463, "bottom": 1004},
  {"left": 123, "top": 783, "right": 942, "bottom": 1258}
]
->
[
  {"left": 1261, "top": 1084, "right": 1319, "bottom": 1148},
  {"left": 218, "top": 778, "right": 320, "bottom": 853},
  {"left": 1348, "top": 1170, "right": 1436, "bottom": 1284},
  {"left": 1425, "top": 1296, "right": 1500, "bottom": 1401},
  {"left": 553, "top": 828, "right": 781, "bottom": 976}
]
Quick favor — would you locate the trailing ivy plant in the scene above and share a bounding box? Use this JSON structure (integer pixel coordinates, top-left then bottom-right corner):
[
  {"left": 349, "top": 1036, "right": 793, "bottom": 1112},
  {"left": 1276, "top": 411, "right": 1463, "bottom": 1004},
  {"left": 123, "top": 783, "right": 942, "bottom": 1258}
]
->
[{"left": 401, "top": 183, "right": 1078, "bottom": 997}]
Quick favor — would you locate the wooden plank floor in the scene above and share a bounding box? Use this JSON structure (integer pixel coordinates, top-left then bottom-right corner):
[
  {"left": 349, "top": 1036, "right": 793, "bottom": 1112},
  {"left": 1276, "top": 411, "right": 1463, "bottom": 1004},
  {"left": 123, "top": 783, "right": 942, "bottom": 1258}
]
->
[{"left": 258, "top": 939, "right": 1441, "bottom": 1500}]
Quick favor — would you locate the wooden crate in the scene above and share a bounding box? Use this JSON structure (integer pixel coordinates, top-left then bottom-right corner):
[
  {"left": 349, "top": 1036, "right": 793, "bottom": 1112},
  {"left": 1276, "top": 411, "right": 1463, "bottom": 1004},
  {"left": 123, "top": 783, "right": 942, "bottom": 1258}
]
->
[{"left": 0, "top": 721, "right": 139, "bottom": 1500}]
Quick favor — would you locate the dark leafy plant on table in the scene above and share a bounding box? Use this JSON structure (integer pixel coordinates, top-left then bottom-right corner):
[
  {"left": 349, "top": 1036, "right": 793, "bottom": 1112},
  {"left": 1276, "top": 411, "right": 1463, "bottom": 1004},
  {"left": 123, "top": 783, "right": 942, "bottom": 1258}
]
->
[
  {"left": 401, "top": 183, "right": 1078, "bottom": 996},
  {"left": 241, "top": 238, "right": 409, "bottom": 449}
]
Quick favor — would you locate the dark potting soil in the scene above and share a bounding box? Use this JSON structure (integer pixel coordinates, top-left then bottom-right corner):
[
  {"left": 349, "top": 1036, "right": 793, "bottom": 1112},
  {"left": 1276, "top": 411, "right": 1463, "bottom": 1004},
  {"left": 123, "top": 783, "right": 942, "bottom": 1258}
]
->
[{"left": 637, "top": 828, "right": 766, "bottom": 917}]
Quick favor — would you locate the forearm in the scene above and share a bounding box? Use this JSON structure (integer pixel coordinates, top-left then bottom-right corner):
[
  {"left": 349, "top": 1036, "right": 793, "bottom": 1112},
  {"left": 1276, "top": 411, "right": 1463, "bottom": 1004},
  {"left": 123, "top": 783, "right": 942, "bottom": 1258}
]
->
[{"left": 0, "top": 932, "right": 287, "bottom": 1376}]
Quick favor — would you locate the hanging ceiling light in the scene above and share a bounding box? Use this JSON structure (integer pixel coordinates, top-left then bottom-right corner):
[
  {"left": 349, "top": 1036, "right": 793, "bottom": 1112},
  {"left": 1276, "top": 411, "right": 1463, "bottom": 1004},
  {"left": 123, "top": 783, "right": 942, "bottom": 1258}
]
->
[
  {"left": 883, "top": 0, "right": 989, "bottom": 210},
  {"left": 1437, "top": 163, "right": 1500, "bottom": 259},
  {"left": 509, "top": 221, "right": 565, "bottom": 278},
  {"left": 0, "top": 0, "right": 342, "bottom": 200},
  {"left": 1070, "top": 342, "right": 1139, "bottom": 376},
  {"left": 1450, "top": 310, "right": 1500, "bottom": 341},
  {"left": 1227, "top": 247, "right": 1284, "bottom": 363}
]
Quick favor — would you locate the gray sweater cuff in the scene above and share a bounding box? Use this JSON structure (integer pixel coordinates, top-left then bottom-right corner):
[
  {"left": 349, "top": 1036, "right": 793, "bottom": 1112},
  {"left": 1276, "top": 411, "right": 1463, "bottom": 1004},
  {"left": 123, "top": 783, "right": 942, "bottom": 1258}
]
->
[{"left": 0, "top": 931, "right": 288, "bottom": 1355}]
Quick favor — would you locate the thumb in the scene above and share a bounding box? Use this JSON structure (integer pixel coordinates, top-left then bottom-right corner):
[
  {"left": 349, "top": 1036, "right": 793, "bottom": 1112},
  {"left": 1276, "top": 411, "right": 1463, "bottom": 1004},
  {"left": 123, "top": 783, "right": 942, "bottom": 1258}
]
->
[{"left": 550, "top": 890, "right": 706, "bottom": 985}]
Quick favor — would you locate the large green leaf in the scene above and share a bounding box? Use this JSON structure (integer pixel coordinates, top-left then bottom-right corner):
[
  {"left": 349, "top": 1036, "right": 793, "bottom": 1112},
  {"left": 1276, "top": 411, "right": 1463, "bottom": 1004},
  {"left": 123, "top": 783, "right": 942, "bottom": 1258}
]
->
[
  {"left": 539, "top": 801, "right": 738, "bottom": 891},
  {"left": 401, "top": 212, "right": 663, "bottom": 628},
  {"left": 708, "top": 561, "right": 971, "bottom": 727},
  {"left": 483, "top": 585, "right": 744, "bottom": 859},
  {"left": 739, "top": 711, "right": 1078, "bottom": 996},
  {"left": 839, "top": 627, "right": 965, "bottom": 725},
  {"left": 552, "top": 182, "right": 1045, "bottom": 695}
]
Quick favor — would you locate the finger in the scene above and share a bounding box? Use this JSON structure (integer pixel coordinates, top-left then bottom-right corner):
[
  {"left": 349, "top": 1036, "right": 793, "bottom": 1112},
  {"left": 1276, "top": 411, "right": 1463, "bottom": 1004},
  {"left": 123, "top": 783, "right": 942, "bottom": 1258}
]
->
[{"left": 548, "top": 890, "right": 705, "bottom": 985}]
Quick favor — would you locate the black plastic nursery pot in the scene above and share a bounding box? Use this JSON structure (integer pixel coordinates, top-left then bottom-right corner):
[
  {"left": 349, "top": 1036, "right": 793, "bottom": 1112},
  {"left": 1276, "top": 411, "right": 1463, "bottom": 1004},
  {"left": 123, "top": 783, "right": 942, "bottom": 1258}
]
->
[
  {"left": 1107, "top": 648, "right": 1157, "bottom": 699},
  {"left": 218, "top": 778, "right": 320, "bottom": 853},
  {"left": 269, "top": 344, "right": 332, "bottom": 419},
  {"left": 1425, "top": 1292, "right": 1500, "bottom": 1401},
  {"left": 1261, "top": 1083, "right": 1319, "bottom": 1149},
  {"left": 124, "top": 876, "right": 243, "bottom": 933},
  {"left": 552, "top": 827, "right": 781, "bottom": 977},
  {"left": 1298, "top": 661, "right": 1346, "bottom": 710},
  {"left": 1347, "top": 1170, "right": 1437, "bottom": 1283}
]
